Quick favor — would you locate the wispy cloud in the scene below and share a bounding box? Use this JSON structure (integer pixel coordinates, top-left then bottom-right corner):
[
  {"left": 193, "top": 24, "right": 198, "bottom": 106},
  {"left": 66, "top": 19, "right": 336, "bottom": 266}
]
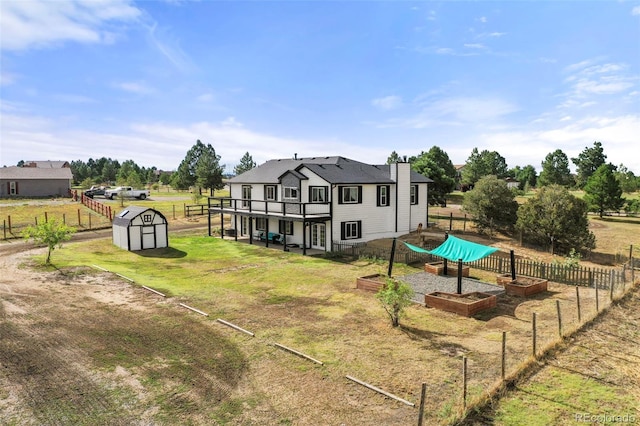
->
[
  {"left": 562, "top": 60, "right": 637, "bottom": 101},
  {"left": 196, "top": 93, "right": 214, "bottom": 102},
  {"left": 373, "top": 96, "right": 518, "bottom": 129},
  {"left": 113, "top": 81, "right": 155, "bottom": 95},
  {"left": 371, "top": 95, "right": 403, "bottom": 111},
  {"left": 632, "top": 6, "right": 640, "bottom": 15},
  {"left": 0, "top": 0, "right": 141, "bottom": 51},
  {"left": 144, "top": 21, "right": 195, "bottom": 73}
]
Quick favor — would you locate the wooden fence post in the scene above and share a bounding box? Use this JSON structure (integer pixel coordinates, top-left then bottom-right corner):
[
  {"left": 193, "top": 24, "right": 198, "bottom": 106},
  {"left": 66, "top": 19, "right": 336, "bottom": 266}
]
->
[
  {"left": 88, "top": 213, "right": 92, "bottom": 230},
  {"left": 3, "top": 220, "right": 6, "bottom": 239},
  {"left": 77, "top": 209, "right": 81, "bottom": 226},
  {"left": 462, "top": 356, "right": 468, "bottom": 410},
  {"left": 576, "top": 286, "right": 582, "bottom": 323},
  {"left": 449, "top": 212, "right": 453, "bottom": 231},
  {"left": 7, "top": 215, "right": 11, "bottom": 234},
  {"left": 609, "top": 270, "right": 615, "bottom": 301},
  {"left": 44, "top": 212, "right": 48, "bottom": 223},
  {"left": 532, "top": 313, "right": 537, "bottom": 358},
  {"left": 418, "top": 382, "right": 427, "bottom": 426},
  {"left": 35, "top": 216, "right": 38, "bottom": 226},
  {"left": 556, "top": 300, "right": 562, "bottom": 337},
  {"left": 501, "top": 331, "right": 506, "bottom": 381}
]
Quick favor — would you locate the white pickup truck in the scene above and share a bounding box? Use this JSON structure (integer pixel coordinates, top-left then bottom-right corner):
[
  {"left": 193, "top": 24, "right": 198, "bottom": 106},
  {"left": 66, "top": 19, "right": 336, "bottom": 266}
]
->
[{"left": 104, "top": 186, "right": 150, "bottom": 200}]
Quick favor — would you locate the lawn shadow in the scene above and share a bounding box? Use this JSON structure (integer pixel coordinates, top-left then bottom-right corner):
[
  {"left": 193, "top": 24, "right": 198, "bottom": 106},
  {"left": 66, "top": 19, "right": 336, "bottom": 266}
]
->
[{"left": 133, "top": 247, "right": 187, "bottom": 258}]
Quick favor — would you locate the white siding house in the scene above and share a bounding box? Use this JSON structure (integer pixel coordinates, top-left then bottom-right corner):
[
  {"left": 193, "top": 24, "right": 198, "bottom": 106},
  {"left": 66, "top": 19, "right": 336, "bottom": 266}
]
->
[{"left": 208, "top": 156, "right": 432, "bottom": 254}]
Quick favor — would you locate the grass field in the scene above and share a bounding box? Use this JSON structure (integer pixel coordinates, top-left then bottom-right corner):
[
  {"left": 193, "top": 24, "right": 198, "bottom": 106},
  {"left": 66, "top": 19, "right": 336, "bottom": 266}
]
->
[
  {"left": 2, "top": 191, "right": 639, "bottom": 424},
  {"left": 2, "top": 230, "right": 635, "bottom": 424}
]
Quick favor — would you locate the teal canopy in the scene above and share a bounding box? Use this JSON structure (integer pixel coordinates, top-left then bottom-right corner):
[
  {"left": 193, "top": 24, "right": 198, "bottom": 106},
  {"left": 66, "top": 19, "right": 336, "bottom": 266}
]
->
[{"left": 403, "top": 235, "right": 498, "bottom": 262}]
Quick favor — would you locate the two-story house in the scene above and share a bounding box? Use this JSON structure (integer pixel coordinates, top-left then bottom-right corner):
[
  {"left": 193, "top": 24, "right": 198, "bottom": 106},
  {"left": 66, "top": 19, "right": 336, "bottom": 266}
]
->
[{"left": 207, "top": 156, "right": 432, "bottom": 254}]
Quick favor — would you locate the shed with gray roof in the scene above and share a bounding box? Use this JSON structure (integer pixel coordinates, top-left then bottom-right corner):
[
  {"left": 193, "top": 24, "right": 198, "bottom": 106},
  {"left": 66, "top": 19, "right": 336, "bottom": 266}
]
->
[{"left": 112, "top": 206, "right": 168, "bottom": 251}]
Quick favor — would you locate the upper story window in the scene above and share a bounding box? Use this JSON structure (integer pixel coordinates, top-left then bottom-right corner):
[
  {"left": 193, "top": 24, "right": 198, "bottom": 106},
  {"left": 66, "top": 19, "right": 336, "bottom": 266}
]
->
[
  {"left": 339, "top": 186, "right": 362, "bottom": 204},
  {"left": 265, "top": 185, "right": 277, "bottom": 201},
  {"left": 242, "top": 185, "right": 252, "bottom": 208},
  {"left": 310, "top": 186, "right": 327, "bottom": 203},
  {"left": 410, "top": 185, "right": 419, "bottom": 205},
  {"left": 283, "top": 186, "right": 298, "bottom": 200},
  {"left": 377, "top": 185, "right": 390, "bottom": 207}
]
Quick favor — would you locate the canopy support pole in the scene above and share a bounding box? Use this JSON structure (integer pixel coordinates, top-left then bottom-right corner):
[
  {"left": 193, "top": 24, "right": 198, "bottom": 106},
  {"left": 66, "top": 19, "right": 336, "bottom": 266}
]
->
[
  {"left": 510, "top": 250, "right": 516, "bottom": 280},
  {"left": 457, "top": 259, "right": 463, "bottom": 294},
  {"left": 388, "top": 237, "right": 397, "bottom": 277}
]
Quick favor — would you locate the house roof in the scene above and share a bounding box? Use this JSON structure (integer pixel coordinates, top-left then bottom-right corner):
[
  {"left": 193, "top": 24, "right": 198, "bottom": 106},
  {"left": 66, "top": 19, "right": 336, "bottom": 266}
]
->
[
  {"left": 24, "top": 161, "right": 70, "bottom": 168},
  {"left": 230, "top": 156, "right": 433, "bottom": 185},
  {"left": 0, "top": 166, "right": 73, "bottom": 180}
]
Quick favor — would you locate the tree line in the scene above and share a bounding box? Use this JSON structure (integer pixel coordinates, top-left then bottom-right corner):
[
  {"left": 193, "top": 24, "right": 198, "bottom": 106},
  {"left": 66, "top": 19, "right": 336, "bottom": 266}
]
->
[
  {"left": 62, "top": 142, "right": 257, "bottom": 191},
  {"left": 388, "top": 141, "right": 638, "bottom": 216}
]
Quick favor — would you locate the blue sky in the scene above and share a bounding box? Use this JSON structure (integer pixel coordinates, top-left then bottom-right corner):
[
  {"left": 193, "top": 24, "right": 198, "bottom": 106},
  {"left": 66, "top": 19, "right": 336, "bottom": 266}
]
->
[{"left": 1, "top": 0, "right": 639, "bottom": 174}]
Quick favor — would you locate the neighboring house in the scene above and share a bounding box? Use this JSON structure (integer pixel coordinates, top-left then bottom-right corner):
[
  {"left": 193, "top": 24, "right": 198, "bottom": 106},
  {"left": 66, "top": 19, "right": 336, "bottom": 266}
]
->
[
  {"left": 23, "top": 160, "right": 71, "bottom": 169},
  {"left": 504, "top": 177, "right": 520, "bottom": 189},
  {"left": 207, "top": 156, "right": 432, "bottom": 254},
  {"left": 0, "top": 166, "right": 73, "bottom": 197}
]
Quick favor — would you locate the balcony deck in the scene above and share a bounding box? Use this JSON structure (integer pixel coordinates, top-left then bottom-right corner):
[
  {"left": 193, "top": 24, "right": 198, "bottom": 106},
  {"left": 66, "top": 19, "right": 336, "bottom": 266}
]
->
[{"left": 208, "top": 197, "right": 331, "bottom": 222}]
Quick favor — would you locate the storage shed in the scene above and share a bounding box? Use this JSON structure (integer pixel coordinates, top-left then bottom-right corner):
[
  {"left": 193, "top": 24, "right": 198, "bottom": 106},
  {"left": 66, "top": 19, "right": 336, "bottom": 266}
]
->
[{"left": 112, "top": 206, "right": 168, "bottom": 251}]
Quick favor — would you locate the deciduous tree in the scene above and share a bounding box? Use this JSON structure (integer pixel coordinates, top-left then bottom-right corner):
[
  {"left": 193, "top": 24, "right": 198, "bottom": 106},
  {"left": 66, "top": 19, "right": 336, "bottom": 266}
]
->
[
  {"left": 376, "top": 277, "right": 414, "bottom": 327},
  {"left": 461, "top": 148, "right": 508, "bottom": 187},
  {"left": 23, "top": 219, "right": 76, "bottom": 265},
  {"left": 410, "top": 146, "right": 456, "bottom": 206}
]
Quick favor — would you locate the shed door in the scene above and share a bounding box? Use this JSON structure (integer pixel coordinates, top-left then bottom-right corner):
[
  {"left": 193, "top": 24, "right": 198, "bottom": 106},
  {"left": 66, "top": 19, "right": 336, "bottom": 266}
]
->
[{"left": 142, "top": 225, "right": 156, "bottom": 249}]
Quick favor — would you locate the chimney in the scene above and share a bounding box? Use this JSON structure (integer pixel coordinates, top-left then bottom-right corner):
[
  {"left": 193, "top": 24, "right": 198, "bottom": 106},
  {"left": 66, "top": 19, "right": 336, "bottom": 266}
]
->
[{"left": 294, "top": 153, "right": 298, "bottom": 160}]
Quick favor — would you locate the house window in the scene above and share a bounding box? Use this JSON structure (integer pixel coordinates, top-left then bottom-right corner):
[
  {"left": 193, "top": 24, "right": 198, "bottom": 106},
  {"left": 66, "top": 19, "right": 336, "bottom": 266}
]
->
[
  {"left": 279, "top": 220, "right": 294, "bottom": 235},
  {"left": 341, "top": 221, "right": 362, "bottom": 240},
  {"left": 8, "top": 181, "right": 18, "bottom": 195},
  {"left": 410, "top": 185, "right": 419, "bottom": 205},
  {"left": 377, "top": 185, "right": 390, "bottom": 207},
  {"left": 339, "top": 186, "right": 362, "bottom": 204},
  {"left": 284, "top": 187, "right": 298, "bottom": 200},
  {"left": 265, "top": 185, "right": 277, "bottom": 201},
  {"left": 310, "top": 186, "right": 327, "bottom": 203},
  {"left": 255, "top": 217, "right": 267, "bottom": 230},
  {"left": 143, "top": 214, "right": 152, "bottom": 223},
  {"left": 242, "top": 185, "right": 252, "bottom": 208}
]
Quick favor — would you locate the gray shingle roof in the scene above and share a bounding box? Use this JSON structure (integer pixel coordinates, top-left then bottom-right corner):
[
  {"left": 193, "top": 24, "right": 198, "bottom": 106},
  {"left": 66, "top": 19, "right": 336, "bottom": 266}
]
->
[
  {"left": 230, "top": 156, "right": 432, "bottom": 184},
  {"left": 0, "top": 166, "right": 73, "bottom": 180}
]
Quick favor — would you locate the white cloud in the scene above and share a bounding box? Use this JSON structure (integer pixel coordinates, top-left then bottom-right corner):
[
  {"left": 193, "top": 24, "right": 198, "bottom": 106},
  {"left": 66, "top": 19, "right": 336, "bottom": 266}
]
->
[
  {"left": 372, "top": 95, "right": 403, "bottom": 111},
  {"left": 113, "top": 81, "right": 155, "bottom": 95},
  {"left": 464, "top": 43, "right": 486, "bottom": 49},
  {"left": 197, "top": 93, "right": 214, "bottom": 102},
  {"left": 632, "top": 6, "right": 640, "bottom": 15},
  {"left": 479, "top": 16, "right": 487, "bottom": 23},
  {"left": 0, "top": 0, "right": 141, "bottom": 51},
  {"left": 0, "top": 70, "right": 18, "bottom": 86},
  {"left": 0, "top": 112, "right": 388, "bottom": 170}
]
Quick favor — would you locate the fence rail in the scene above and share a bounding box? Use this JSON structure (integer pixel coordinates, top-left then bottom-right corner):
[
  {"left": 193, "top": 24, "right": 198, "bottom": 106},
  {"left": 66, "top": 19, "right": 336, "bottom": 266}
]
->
[
  {"left": 81, "top": 194, "right": 113, "bottom": 220},
  {"left": 185, "top": 204, "right": 207, "bottom": 217},
  {"left": 332, "top": 240, "right": 633, "bottom": 290}
]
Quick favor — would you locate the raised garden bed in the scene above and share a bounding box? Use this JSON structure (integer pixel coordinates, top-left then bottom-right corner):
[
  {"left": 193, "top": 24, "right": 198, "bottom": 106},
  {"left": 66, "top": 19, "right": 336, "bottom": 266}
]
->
[
  {"left": 424, "top": 262, "right": 470, "bottom": 277},
  {"left": 356, "top": 274, "right": 387, "bottom": 292},
  {"left": 424, "top": 291, "right": 496, "bottom": 317},
  {"left": 496, "top": 274, "right": 548, "bottom": 297}
]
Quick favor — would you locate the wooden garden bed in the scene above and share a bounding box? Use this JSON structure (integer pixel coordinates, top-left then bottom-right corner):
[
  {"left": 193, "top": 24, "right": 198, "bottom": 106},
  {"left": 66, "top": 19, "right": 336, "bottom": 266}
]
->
[
  {"left": 356, "top": 274, "right": 386, "bottom": 292},
  {"left": 496, "top": 274, "right": 548, "bottom": 297},
  {"left": 424, "top": 291, "right": 496, "bottom": 317},
  {"left": 424, "top": 261, "right": 470, "bottom": 277}
]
